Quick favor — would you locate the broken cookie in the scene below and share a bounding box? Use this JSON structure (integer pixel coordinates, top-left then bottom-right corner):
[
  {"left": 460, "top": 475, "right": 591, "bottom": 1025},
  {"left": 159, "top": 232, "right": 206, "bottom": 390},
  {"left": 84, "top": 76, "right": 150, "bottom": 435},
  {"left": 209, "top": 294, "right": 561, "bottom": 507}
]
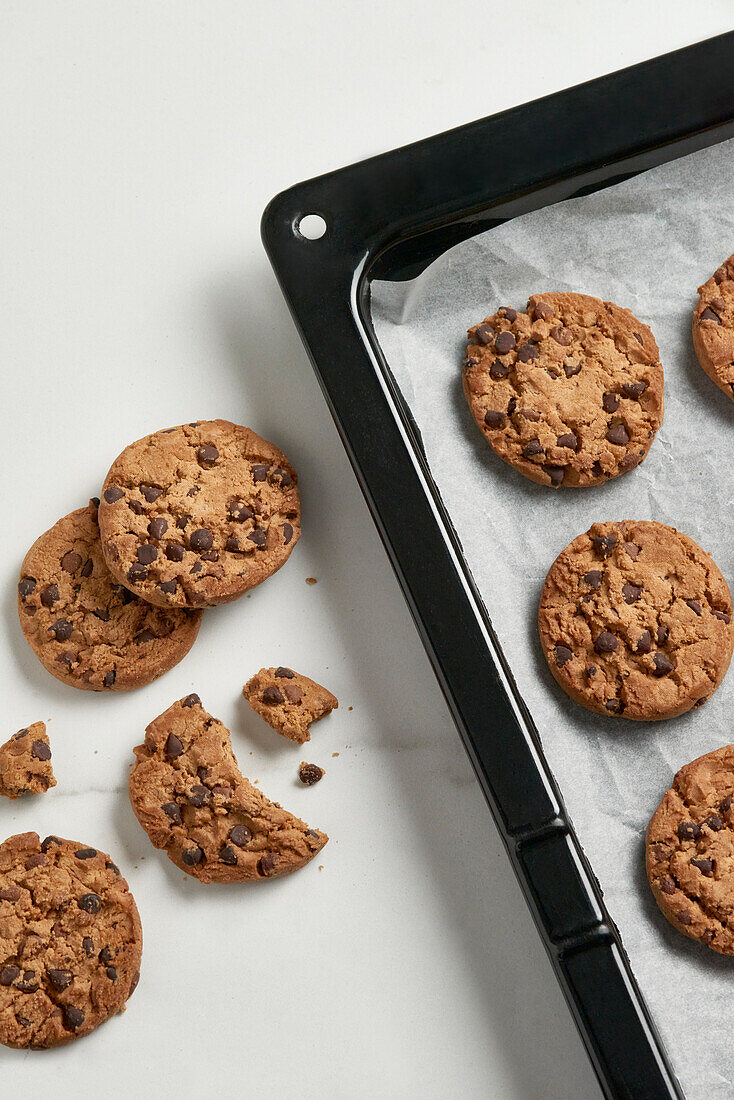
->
[
  {"left": 0, "top": 722, "right": 56, "bottom": 799},
  {"left": 243, "top": 666, "right": 338, "bottom": 744}
]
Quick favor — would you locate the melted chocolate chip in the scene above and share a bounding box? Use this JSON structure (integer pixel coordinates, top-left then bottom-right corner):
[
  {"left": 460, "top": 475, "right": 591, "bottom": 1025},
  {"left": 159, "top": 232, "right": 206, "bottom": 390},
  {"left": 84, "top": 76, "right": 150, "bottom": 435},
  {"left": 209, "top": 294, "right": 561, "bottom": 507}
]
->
[
  {"left": 257, "top": 854, "right": 278, "bottom": 876},
  {"left": 275, "top": 667, "right": 295, "bottom": 678},
  {"left": 522, "top": 439, "right": 543, "bottom": 459},
  {"left": 63, "top": 1005, "right": 85, "bottom": 1030},
  {"left": 166, "top": 543, "right": 185, "bottom": 562},
  {"left": 281, "top": 523, "right": 294, "bottom": 545},
  {"left": 248, "top": 528, "right": 268, "bottom": 547}
]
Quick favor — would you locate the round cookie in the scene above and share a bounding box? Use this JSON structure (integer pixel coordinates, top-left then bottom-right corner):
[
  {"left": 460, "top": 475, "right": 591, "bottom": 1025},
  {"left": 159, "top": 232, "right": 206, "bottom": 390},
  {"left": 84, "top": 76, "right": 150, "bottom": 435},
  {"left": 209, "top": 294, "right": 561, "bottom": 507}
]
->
[
  {"left": 463, "top": 292, "right": 664, "bottom": 487},
  {"left": 17, "top": 501, "right": 202, "bottom": 692},
  {"left": 98, "top": 420, "right": 300, "bottom": 609},
  {"left": 692, "top": 252, "right": 734, "bottom": 401},
  {"left": 129, "top": 695, "right": 328, "bottom": 883},
  {"left": 647, "top": 745, "right": 734, "bottom": 954},
  {"left": 0, "top": 832, "right": 142, "bottom": 1049},
  {"left": 538, "top": 520, "right": 734, "bottom": 720}
]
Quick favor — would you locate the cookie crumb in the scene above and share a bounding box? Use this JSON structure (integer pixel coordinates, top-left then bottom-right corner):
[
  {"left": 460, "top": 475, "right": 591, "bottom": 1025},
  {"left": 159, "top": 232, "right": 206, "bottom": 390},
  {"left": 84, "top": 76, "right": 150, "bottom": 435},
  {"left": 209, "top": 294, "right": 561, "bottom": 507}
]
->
[
  {"left": 332, "top": 752, "right": 340, "bottom": 758},
  {"left": 299, "top": 762, "right": 325, "bottom": 786},
  {"left": 305, "top": 577, "right": 317, "bottom": 585}
]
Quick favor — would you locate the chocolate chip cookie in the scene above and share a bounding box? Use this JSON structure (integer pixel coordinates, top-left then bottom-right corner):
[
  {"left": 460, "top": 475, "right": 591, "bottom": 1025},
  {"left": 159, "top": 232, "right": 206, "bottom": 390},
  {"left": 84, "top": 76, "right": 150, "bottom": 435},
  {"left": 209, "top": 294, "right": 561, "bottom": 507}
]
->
[
  {"left": 0, "top": 832, "right": 142, "bottom": 1049},
  {"left": 0, "top": 723, "right": 55, "bottom": 799},
  {"left": 243, "top": 666, "right": 338, "bottom": 743},
  {"left": 647, "top": 745, "right": 734, "bottom": 954},
  {"left": 129, "top": 695, "right": 328, "bottom": 883},
  {"left": 18, "top": 501, "right": 202, "bottom": 691},
  {"left": 692, "top": 252, "right": 734, "bottom": 401},
  {"left": 98, "top": 420, "right": 301, "bottom": 608},
  {"left": 463, "top": 292, "right": 664, "bottom": 487},
  {"left": 538, "top": 521, "right": 734, "bottom": 720}
]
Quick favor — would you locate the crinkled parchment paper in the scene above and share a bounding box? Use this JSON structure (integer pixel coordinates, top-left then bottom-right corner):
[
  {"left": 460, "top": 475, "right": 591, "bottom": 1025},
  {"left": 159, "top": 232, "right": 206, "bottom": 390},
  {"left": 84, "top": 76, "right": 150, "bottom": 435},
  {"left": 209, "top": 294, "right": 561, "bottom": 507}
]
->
[{"left": 371, "top": 137, "right": 734, "bottom": 1100}]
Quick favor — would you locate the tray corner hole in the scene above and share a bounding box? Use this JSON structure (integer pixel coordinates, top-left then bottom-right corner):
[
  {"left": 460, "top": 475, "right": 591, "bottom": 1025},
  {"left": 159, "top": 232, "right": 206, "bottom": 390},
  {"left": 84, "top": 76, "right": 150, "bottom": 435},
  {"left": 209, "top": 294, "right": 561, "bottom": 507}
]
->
[{"left": 294, "top": 213, "right": 327, "bottom": 240}]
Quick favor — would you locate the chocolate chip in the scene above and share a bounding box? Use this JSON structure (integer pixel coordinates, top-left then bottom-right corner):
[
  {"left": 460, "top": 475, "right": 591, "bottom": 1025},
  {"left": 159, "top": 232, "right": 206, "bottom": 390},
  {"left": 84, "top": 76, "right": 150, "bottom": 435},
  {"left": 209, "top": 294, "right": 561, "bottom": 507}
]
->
[
  {"left": 106, "top": 967, "right": 117, "bottom": 981},
  {"left": 262, "top": 685, "right": 284, "bottom": 705},
  {"left": 0, "top": 886, "right": 21, "bottom": 902},
  {"left": 691, "top": 857, "right": 714, "bottom": 876},
  {"left": 78, "top": 893, "right": 102, "bottom": 914},
  {"left": 162, "top": 802, "right": 181, "bottom": 823},
  {"left": 104, "top": 487, "right": 124, "bottom": 504},
  {"left": 190, "top": 562, "right": 202, "bottom": 574},
  {"left": 61, "top": 551, "right": 82, "bottom": 573},
  {"left": 623, "top": 542, "right": 641, "bottom": 560},
  {"left": 522, "top": 439, "right": 543, "bottom": 459},
  {"left": 677, "top": 909, "right": 693, "bottom": 926},
  {"left": 82, "top": 937, "right": 94, "bottom": 956},
  {"left": 25, "top": 853, "right": 47, "bottom": 869},
  {"left": 602, "top": 393, "right": 619, "bottom": 413},
  {"left": 516, "top": 342, "right": 539, "bottom": 363},
  {"left": 137, "top": 544, "right": 158, "bottom": 565},
  {"left": 251, "top": 464, "right": 270, "bottom": 482},
  {"left": 257, "top": 854, "right": 278, "bottom": 876},
  {"left": 18, "top": 576, "right": 36, "bottom": 599},
  {"left": 585, "top": 665, "right": 597, "bottom": 677},
  {"left": 40, "top": 584, "right": 59, "bottom": 608},
  {"left": 127, "top": 563, "right": 147, "bottom": 583},
  {"left": 606, "top": 422, "right": 630, "bottom": 446},
  {"left": 75, "top": 848, "right": 97, "bottom": 860},
  {"left": 545, "top": 466, "right": 565, "bottom": 486},
  {"left": 50, "top": 618, "right": 72, "bottom": 641},
  {"left": 272, "top": 467, "right": 293, "bottom": 487},
  {"left": 135, "top": 628, "right": 155, "bottom": 644},
  {"left": 41, "top": 835, "right": 61, "bottom": 852},
  {"left": 181, "top": 693, "right": 200, "bottom": 707},
  {"left": 219, "top": 845, "right": 238, "bottom": 865},
  {"left": 105, "top": 860, "right": 120, "bottom": 876},
  {"left": 497, "top": 306, "right": 517, "bottom": 322},
  {"left": 494, "top": 331, "right": 515, "bottom": 355},
  {"left": 484, "top": 410, "right": 505, "bottom": 429},
  {"left": 592, "top": 534, "right": 617, "bottom": 559},
  {"left": 128, "top": 500, "right": 144, "bottom": 515},
  {"left": 714, "top": 610, "right": 732, "bottom": 623},
  {"left": 248, "top": 528, "right": 268, "bottom": 547},
  {"left": 47, "top": 969, "right": 73, "bottom": 991},
  {"left": 63, "top": 1006, "right": 85, "bottom": 1030},
  {"left": 506, "top": 397, "right": 517, "bottom": 415},
  {"left": 147, "top": 517, "right": 168, "bottom": 540},
  {"left": 676, "top": 821, "right": 701, "bottom": 841},
  {"left": 519, "top": 409, "right": 541, "bottom": 422},
  {"left": 582, "top": 570, "right": 603, "bottom": 589},
  {"left": 187, "top": 486, "right": 200, "bottom": 497},
  {"left": 230, "top": 825, "right": 252, "bottom": 848},
  {"left": 554, "top": 645, "right": 573, "bottom": 667},
  {"left": 550, "top": 326, "right": 573, "bottom": 346},
  {"left": 187, "top": 784, "right": 210, "bottom": 807},
  {"left": 700, "top": 307, "right": 722, "bottom": 323},
  {"left": 622, "top": 380, "right": 647, "bottom": 398},
  {"left": 720, "top": 794, "right": 733, "bottom": 813},
  {"left": 32, "top": 739, "right": 51, "bottom": 761},
  {"left": 283, "top": 683, "right": 303, "bottom": 704},
  {"left": 556, "top": 432, "right": 578, "bottom": 450},
  {"left": 197, "top": 445, "right": 219, "bottom": 465},
  {"left": 657, "top": 624, "right": 669, "bottom": 646},
  {"left": 189, "top": 528, "right": 213, "bottom": 552},
  {"left": 563, "top": 360, "right": 582, "bottom": 378},
  {"left": 635, "top": 630, "right": 652, "bottom": 654},
  {"left": 653, "top": 652, "right": 674, "bottom": 676},
  {"left": 474, "top": 323, "right": 494, "bottom": 345},
  {"left": 489, "top": 360, "right": 509, "bottom": 380},
  {"left": 594, "top": 631, "right": 618, "bottom": 654},
  {"left": 0, "top": 966, "right": 19, "bottom": 985},
  {"left": 299, "top": 762, "right": 324, "bottom": 786},
  {"left": 103, "top": 669, "right": 116, "bottom": 687},
  {"left": 159, "top": 578, "right": 178, "bottom": 594},
  {"left": 532, "top": 301, "right": 554, "bottom": 321},
  {"left": 705, "top": 813, "right": 724, "bottom": 831},
  {"left": 225, "top": 536, "right": 240, "bottom": 552},
  {"left": 165, "top": 733, "right": 184, "bottom": 759},
  {"left": 281, "top": 523, "right": 294, "bottom": 545},
  {"left": 199, "top": 550, "right": 219, "bottom": 562},
  {"left": 275, "top": 667, "right": 295, "bottom": 678},
  {"left": 166, "top": 543, "right": 185, "bottom": 562},
  {"left": 228, "top": 500, "right": 253, "bottom": 522},
  {"left": 182, "top": 846, "right": 204, "bottom": 866},
  {"left": 685, "top": 599, "right": 702, "bottom": 616},
  {"left": 622, "top": 583, "right": 642, "bottom": 604},
  {"left": 141, "top": 484, "right": 162, "bottom": 503},
  {"left": 605, "top": 698, "right": 624, "bottom": 713},
  {"left": 659, "top": 876, "right": 676, "bottom": 895}
]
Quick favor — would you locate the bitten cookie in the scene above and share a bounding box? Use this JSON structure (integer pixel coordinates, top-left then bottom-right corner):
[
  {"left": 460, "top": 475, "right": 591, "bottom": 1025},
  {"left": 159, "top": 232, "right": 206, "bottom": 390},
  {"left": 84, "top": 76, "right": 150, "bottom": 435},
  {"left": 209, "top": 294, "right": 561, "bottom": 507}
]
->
[
  {"left": 0, "top": 723, "right": 55, "bottom": 799},
  {"left": 243, "top": 666, "right": 338, "bottom": 744},
  {"left": 463, "top": 292, "right": 663, "bottom": 487},
  {"left": 17, "top": 501, "right": 202, "bottom": 691},
  {"left": 98, "top": 420, "right": 300, "bottom": 609},
  {"left": 647, "top": 745, "right": 734, "bottom": 954},
  {"left": 692, "top": 252, "right": 734, "bottom": 401},
  {"left": 129, "top": 695, "right": 328, "bottom": 883},
  {"left": 0, "top": 832, "right": 142, "bottom": 1049},
  {"left": 538, "top": 521, "right": 734, "bottom": 720}
]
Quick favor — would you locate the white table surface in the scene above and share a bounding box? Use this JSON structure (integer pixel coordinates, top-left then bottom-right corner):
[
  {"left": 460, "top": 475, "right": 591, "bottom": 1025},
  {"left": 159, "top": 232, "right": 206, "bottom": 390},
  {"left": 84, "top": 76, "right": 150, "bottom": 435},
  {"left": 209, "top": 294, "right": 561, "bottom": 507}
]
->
[{"left": 1, "top": 3, "right": 731, "bottom": 1097}]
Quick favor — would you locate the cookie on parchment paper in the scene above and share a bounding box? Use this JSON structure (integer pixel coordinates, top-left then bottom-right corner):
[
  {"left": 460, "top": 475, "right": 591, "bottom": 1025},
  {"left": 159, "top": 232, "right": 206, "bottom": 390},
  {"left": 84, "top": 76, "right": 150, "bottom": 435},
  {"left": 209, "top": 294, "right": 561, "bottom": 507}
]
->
[
  {"left": 463, "top": 292, "right": 663, "bottom": 487},
  {"left": 692, "top": 252, "right": 734, "bottom": 402},
  {"left": 538, "top": 520, "right": 734, "bottom": 721},
  {"left": 98, "top": 420, "right": 300, "bottom": 609}
]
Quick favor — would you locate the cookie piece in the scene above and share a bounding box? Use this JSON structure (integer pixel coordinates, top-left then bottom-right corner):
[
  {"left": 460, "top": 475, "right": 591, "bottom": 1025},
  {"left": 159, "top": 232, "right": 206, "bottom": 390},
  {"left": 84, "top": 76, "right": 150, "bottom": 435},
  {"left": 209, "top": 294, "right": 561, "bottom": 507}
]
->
[
  {"left": 129, "top": 695, "right": 328, "bottom": 883},
  {"left": 463, "top": 292, "right": 663, "bottom": 487},
  {"left": 692, "top": 253, "right": 734, "bottom": 401},
  {"left": 243, "top": 666, "right": 338, "bottom": 743},
  {"left": 298, "top": 762, "right": 324, "bottom": 786},
  {"left": 538, "top": 521, "right": 734, "bottom": 720},
  {"left": 98, "top": 420, "right": 300, "bottom": 609},
  {"left": 0, "top": 832, "right": 142, "bottom": 1049},
  {"left": 646, "top": 745, "right": 734, "bottom": 954},
  {"left": 17, "top": 502, "right": 202, "bottom": 692},
  {"left": 0, "top": 723, "right": 55, "bottom": 799}
]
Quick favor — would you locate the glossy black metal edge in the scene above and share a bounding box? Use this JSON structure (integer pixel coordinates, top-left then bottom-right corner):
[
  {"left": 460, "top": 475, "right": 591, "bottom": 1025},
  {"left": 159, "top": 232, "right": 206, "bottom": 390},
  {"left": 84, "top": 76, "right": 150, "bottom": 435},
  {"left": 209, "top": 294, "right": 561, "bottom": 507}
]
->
[{"left": 260, "top": 34, "right": 734, "bottom": 1100}]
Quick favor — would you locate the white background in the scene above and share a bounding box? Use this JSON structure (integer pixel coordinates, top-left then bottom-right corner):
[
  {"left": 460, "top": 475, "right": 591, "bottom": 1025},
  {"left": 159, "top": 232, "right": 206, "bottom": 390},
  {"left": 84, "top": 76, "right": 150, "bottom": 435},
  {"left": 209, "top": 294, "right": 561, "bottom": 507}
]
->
[{"left": 0, "top": 4, "right": 730, "bottom": 1097}]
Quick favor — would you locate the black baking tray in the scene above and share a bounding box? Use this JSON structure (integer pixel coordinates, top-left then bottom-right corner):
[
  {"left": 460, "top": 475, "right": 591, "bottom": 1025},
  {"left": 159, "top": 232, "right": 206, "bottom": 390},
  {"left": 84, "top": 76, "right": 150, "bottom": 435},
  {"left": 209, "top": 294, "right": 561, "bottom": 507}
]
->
[{"left": 262, "top": 33, "right": 734, "bottom": 1100}]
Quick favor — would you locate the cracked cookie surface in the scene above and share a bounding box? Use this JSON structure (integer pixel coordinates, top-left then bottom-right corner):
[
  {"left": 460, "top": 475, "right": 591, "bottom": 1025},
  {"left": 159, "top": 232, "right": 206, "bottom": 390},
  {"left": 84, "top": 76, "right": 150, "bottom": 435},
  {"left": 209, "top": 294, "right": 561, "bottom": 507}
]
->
[
  {"left": 0, "top": 723, "right": 55, "bottom": 799},
  {"left": 129, "top": 695, "right": 328, "bottom": 883},
  {"left": 647, "top": 745, "right": 734, "bottom": 954},
  {"left": 692, "top": 252, "right": 734, "bottom": 402},
  {"left": 538, "top": 521, "right": 734, "bottom": 721},
  {"left": 243, "top": 666, "right": 338, "bottom": 744},
  {"left": 98, "top": 420, "right": 301, "bottom": 608},
  {"left": 0, "top": 832, "right": 142, "bottom": 1049},
  {"left": 463, "top": 292, "right": 663, "bottom": 487},
  {"left": 18, "top": 502, "right": 201, "bottom": 691}
]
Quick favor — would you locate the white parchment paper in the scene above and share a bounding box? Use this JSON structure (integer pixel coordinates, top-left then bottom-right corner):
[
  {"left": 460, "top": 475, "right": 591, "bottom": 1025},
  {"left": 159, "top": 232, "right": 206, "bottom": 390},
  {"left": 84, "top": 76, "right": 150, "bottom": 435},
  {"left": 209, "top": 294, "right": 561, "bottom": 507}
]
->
[{"left": 371, "top": 137, "right": 734, "bottom": 1100}]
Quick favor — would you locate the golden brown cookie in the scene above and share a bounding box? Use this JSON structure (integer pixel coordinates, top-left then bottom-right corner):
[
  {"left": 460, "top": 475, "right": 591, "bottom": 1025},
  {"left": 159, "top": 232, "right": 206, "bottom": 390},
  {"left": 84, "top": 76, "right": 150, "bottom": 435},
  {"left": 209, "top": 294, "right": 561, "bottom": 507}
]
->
[
  {"left": 17, "top": 502, "right": 201, "bottom": 692},
  {"left": 0, "top": 723, "right": 55, "bottom": 799},
  {"left": 243, "top": 666, "right": 338, "bottom": 743},
  {"left": 0, "top": 832, "right": 142, "bottom": 1049},
  {"left": 98, "top": 420, "right": 300, "bottom": 609},
  {"left": 463, "top": 292, "right": 664, "bottom": 487},
  {"left": 538, "top": 521, "right": 734, "bottom": 720},
  {"left": 692, "top": 252, "right": 734, "bottom": 401},
  {"left": 647, "top": 745, "right": 734, "bottom": 954},
  {"left": 129, "top": 695, "right": 328, "bottom": 883}
]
